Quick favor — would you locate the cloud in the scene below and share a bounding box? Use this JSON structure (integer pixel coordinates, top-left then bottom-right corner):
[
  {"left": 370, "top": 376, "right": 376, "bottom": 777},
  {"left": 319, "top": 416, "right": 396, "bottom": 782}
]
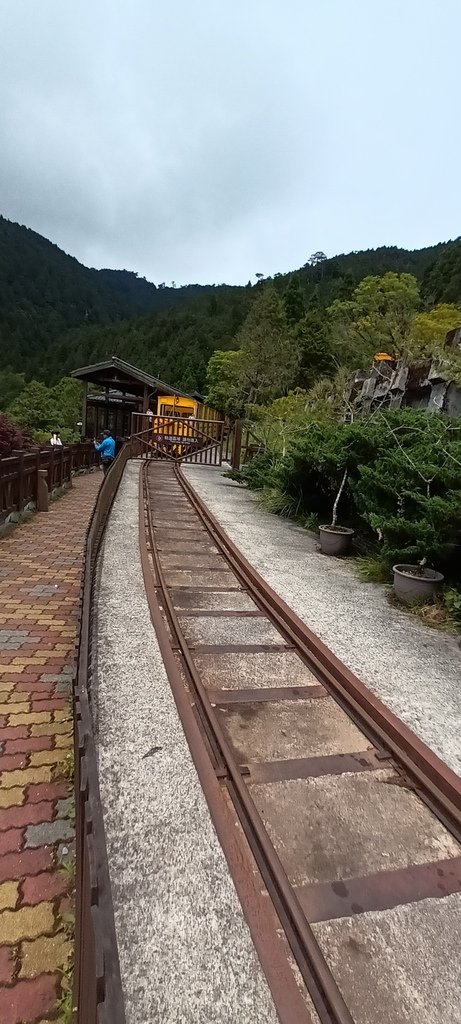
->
[{"left": 0, "top": 0, "right": 460, "bottom": 284}]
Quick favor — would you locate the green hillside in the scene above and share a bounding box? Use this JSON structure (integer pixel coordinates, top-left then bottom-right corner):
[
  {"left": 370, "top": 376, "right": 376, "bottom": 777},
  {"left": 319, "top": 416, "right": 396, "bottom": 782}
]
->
[{"left": 1, "top": 213, "right": 460, "bottom": 393}]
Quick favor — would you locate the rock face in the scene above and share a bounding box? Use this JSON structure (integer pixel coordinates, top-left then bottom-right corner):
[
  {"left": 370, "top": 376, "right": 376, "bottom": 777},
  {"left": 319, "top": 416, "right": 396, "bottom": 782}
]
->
[{"left": 346, "top": 330, "right": 461, "bottom": 417}]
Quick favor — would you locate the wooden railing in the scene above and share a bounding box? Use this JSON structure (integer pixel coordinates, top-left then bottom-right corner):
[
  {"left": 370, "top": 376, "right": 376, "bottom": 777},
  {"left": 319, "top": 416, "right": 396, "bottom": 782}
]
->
[{"left": 0, "top": 443, "right": 98, "bottom": 523}]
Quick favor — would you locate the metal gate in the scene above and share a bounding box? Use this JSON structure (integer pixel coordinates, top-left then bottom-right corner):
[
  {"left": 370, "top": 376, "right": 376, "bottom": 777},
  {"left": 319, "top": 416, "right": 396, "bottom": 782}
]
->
[{"left": 131, "top": 416, "right": 226, "bottom": 465}]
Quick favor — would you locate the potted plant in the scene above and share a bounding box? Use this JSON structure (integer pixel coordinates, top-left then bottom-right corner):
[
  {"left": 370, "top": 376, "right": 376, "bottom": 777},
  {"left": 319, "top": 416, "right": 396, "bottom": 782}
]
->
[
  {"left": 392, "top": 557, "right": 444, "bottom": 605},
  {"left": 319, "top": 468, "right": 355, "bottom": 556}
]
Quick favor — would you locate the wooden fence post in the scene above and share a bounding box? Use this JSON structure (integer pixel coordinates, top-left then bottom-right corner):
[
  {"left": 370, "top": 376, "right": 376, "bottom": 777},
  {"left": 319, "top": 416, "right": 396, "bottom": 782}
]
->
[
  {"left": 47, "top": 447, "right": 54, "bottom": 493},
  {"left": 37, "top": 470, "right": 49, "bottom": 512},
  {"left": 35, "top": 451, "right": 41, "bottom": 505},
  {"left": 231, "top": 420, "right": 243, "bottom": 471},
  {"left": 12, "top": 451, "right": 25, "bottom": 512}
]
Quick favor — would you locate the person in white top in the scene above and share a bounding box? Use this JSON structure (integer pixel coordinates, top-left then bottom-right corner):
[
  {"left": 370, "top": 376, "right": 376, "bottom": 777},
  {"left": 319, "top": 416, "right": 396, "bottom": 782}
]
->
[{"left": 50, "top": 431, "right": 63, "bottom": 446}]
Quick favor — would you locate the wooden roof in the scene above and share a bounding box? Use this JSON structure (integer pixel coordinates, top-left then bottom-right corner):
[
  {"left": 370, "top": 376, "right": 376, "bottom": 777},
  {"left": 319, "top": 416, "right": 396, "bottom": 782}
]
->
[{"left": 71, "top": 357, "right": 193, "bottom": 399}]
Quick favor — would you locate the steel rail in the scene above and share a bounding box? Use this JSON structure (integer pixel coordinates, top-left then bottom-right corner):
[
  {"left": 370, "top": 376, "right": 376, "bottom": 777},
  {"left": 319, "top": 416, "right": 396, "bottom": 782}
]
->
[
  {"left": 176, "top": 465, "right": 461, "bottom": 843},
  {"left": 141, "top": 461, "right": 356, "bottom": 1024},
  {"left": 139, "top": 469, "right": 313, "bottom": 1024}
]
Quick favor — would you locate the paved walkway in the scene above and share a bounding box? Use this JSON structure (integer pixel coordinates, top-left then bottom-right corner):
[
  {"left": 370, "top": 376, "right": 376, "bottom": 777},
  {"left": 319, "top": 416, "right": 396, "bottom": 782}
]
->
[{"left": 0, "top": 471, "right": 100, "bottom": 1024}]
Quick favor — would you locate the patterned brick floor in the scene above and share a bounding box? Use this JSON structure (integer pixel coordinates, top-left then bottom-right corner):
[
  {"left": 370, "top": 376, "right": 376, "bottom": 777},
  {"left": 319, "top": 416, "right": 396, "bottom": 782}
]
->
[{"left": 0, "top": 472, "right": 101, "bottom": 1024}]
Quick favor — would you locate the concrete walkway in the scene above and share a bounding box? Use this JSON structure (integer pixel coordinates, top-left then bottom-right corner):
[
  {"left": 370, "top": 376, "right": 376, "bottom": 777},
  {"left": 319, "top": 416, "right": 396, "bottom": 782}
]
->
[
  {"left": 183, "top": 466, "right": 461, "bottom": 778},
  {"left": 94, "top": 462, "right": 278, "bottom": 1024},
  {"left": 0, "top": 470, "right": 101, "bottom": 1024}
]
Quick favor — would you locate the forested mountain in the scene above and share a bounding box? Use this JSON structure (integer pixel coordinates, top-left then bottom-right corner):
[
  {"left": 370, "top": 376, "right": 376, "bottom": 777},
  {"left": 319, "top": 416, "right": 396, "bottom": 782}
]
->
[
  {"left": 0, "top": 215, "right": 231, "bottom": 378},
  {"left": 0, "top": 213, "right": 460, "bottom": 393},
  {"left": 292, "top": 244, "right": 449, "bottom": 308}
]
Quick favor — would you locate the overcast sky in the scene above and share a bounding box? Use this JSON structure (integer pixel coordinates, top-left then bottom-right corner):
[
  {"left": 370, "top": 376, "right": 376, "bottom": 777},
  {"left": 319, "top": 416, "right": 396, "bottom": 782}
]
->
[{"left": 1, "top": 1, "right": 459, "bottom": 285}]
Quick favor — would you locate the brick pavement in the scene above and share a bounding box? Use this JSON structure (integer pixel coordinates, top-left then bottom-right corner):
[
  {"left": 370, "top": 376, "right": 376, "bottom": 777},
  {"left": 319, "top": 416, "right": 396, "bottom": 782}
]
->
[{"left": 0, "top": 472, "right": 101, "bottom": 1024}]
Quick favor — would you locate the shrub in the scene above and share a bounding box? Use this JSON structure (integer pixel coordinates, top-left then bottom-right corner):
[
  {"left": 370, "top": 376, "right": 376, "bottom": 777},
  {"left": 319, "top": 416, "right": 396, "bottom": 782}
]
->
[
  {"left": 352, "top": 414, "right": 461, "bottom": 571},
  {"left": 241, "top": 409, "right": 461, "bottom": 581},
  {"left": 442, "top": 587, "right": 461, "bottom": 626},
  {"left": 237, "top": 451, "right": 282, "bottom": 491},
  {"left": 0, "top": 413, "right": 27, "bottom": 456},
  {"left": 278, "top": 419, "right": 382, "bottom": 527}
]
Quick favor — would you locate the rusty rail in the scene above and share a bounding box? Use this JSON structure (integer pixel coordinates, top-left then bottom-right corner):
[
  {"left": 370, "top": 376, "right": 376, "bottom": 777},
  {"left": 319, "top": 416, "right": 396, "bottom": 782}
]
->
[
  {"left": 141, "top": 461, "right": 355, "bottom": 1024},
  {"left": 178, "top": 464, "right": 461, "bottom": 835},
  {"left": 0, "top": 442, "right": 98, "bottom": 523},
  {"left": 140, "top": 459, "right": 461, "bottom": 1024},
  {"left": 73, "top": 446, "right": 130, "bottom": 1024}
]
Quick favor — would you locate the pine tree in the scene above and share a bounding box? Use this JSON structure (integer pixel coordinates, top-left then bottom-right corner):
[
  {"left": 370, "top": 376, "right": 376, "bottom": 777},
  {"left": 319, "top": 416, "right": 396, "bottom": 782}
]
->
[
  {"left": 237, "top": 287, "right": 301, "bottom": 405},
  {"left": 283, "top": 275, "right": 305, "bottom": 325}
]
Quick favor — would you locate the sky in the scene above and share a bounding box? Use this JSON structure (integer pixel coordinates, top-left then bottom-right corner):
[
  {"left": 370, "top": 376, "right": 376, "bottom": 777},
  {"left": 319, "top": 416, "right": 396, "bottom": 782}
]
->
[{"left": 0, "top": 0, "right": 460, "bottom": 286}]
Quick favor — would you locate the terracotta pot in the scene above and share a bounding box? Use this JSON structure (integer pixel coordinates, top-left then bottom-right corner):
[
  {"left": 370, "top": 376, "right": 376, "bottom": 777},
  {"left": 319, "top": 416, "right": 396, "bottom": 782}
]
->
[
  {"left": 392, "top": 564, "right": 444, "bottom": 604},
  {"left": 319, "top": 525, "right": 354, "bottom": 556}
]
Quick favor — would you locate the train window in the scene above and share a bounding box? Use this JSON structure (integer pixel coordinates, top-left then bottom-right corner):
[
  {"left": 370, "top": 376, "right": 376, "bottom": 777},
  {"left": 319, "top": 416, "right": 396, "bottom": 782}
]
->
[{"left": 159, "top": 403, "right": 194, "bottom": 417}]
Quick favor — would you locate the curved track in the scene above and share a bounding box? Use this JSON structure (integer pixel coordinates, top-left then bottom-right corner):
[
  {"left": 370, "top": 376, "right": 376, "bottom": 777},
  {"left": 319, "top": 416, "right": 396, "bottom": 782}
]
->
[{"left": 139, "top": 459, "right": 461, "bottom": 1024}]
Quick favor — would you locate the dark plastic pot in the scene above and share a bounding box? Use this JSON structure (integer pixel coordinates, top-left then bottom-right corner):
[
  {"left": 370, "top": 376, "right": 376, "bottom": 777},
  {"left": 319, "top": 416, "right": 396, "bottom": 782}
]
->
[
  {"left": 319, "top": 525, "right": 354, "bottom": 556},
  {"left": 393, "top": 564, "right": 444, "bottom": 604}
]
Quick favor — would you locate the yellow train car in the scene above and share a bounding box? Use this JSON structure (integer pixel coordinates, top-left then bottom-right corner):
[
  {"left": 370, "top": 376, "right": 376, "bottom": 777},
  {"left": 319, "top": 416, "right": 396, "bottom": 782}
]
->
[
  {"left": 156, "top": 394, "right": 220, "bottom": 420},
  {"left": 153, "top": 395, "right": 220, "bottom": 457}
]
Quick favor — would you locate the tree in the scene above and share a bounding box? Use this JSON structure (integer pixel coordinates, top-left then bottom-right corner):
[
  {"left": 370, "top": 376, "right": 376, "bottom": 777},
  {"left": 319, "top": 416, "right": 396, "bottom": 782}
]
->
[
  {"left": 283, "top": 276, "right": 305, "bottom": 325},
  {"left": 8, "top": 381, "right": 55, "bottom": 432},
  {"left": 328, "top": 272, "right": 420, "bottom": 369},
  {"left": 421, "top": 241, "right": 461, "bottom": 306},
  {"left": 0, "top": 370, "right": 25, "bottom": 411},
  {"left": 237, "top": 287, "right": 301, "bottom": 406},
  {"left": 309, "top": 252, "right": 327, "bottom": 266},
  {"left": 294, "top": 309, "right": 336, "bottom": 389},
  {"left": 205, "top": 350, "right": 245, "bottom": 417},
  {"left": 300, "top": 368, "right": 351, "bottom": 423},
  {"left": 408, "top": 304, "right": 461, "bottom": 356},
  {"left": 49, "top": 377, "right": 83, "bottom": 431},
  {"left": 8, "top": 376, "right": 84, "bottom": 440},
  {"left": 249, "top": 390, "right": 312, "bottom": 456}
]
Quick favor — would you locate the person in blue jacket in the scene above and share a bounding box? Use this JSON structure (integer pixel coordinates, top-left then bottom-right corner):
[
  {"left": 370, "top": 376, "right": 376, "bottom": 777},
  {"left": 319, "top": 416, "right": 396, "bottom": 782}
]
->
[{"left": 94, "top": 429, "right": 116, "bottom": 474}]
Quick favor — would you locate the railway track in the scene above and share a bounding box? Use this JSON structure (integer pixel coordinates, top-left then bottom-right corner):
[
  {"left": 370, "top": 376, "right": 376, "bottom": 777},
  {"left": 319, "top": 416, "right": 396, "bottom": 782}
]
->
[{"left": 139, "top": 459, "right": 461, "bottom": 1024}]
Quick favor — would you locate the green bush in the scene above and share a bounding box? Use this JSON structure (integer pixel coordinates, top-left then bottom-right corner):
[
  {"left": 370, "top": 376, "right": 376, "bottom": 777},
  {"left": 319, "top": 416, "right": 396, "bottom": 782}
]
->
[
  {"left": 278, "top": 419, "right": 381, "bottom": 527},
  {"left": 236, "top": 451, "right": 282, "bottom": 491},
  {"left": 443, "top": 587, "right": 461, "bottom": 625},
  {"left": 243, "top": 410, "right": 461, "bottom": 581}
]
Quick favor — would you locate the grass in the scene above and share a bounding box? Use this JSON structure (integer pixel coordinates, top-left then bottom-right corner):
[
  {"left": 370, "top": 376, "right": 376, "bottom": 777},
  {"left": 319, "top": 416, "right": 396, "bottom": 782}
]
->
[
  {"left": 356, "top": 558, "right": 461, "bottom": 633},
  {"left": 257, "top": 488, "right": 300, "bottom": 518},
  {"left": 387, "top": 588, "right": 461, "bottom": 633},
  {"left": 355, "top": 556, "right": 392, "bottom": 584},
  {"left": 55, "top": 983, "right": 75, "bottom": 1024},
  {"left": 222, "top": 468, "right": 244, "bottom": 482},
  {"left": 60, "top": 857, "right": 76, "bottom": 886},
  {"left": 303, "top": 512, "right": 320, "bottom": 532},
  {"left": 54, "top": 749, "right": 74, "bottom": 781}
]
